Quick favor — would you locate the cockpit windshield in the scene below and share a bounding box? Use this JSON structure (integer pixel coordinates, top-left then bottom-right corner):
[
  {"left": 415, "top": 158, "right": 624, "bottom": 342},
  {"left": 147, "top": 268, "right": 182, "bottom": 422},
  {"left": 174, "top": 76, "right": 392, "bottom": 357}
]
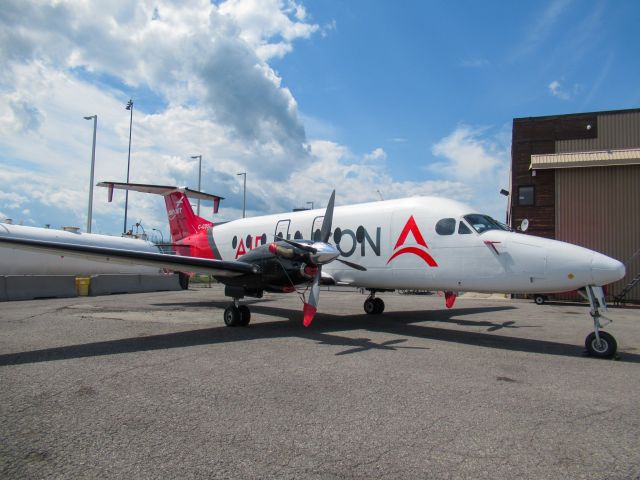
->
[{"left": 463, "top": 214, "right": 511, "bottom": 233}]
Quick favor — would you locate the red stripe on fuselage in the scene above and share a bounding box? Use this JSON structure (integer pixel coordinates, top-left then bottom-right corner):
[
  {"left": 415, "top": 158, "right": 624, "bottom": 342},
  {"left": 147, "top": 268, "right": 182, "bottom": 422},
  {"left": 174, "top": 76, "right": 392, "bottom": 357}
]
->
[{"left": 386, "top": 246, "right": 438, "bottom": 267}]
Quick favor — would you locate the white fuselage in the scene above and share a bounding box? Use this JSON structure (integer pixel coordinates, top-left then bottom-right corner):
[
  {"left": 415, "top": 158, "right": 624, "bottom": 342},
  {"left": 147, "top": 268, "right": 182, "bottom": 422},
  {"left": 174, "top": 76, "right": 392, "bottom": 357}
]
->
[
  {"left": 208, "top": 196, "right": 624, "bottom": 294},
  {"left": 0, "top": 224, "right": 163, "bottom": 276}
]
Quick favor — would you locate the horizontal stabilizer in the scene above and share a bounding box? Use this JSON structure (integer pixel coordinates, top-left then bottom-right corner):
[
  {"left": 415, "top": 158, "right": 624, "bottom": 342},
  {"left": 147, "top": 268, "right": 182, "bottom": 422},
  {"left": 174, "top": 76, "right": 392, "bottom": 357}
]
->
[{"left": 97, "top": 181, "right": 224, "bottom": 213}]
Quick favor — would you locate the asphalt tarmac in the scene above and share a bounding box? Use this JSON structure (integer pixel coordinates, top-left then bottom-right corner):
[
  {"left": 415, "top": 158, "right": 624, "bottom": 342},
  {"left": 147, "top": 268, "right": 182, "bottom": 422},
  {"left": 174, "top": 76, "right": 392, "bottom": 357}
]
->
[{"left": 1, "top": 285, "right": 639, "bottom": 479}]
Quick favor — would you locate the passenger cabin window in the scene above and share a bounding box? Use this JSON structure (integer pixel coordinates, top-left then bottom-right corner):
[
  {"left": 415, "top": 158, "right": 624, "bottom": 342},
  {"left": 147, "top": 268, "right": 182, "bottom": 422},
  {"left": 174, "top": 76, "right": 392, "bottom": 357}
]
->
[
  {"left": 463, "top": 214, "right": 510, "bottom": 234},
  {"left": 458, "top": 222, "right": 472, "bottom": 234},
  {"left": 436, "top": 218, "right": 456, "bottom": 235}
]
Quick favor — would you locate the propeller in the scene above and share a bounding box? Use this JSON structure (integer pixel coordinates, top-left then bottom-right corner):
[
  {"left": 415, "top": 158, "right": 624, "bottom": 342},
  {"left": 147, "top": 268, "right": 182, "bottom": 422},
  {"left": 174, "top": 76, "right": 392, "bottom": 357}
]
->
[
  {"left": 268, "top": 190, "right": 366, "bottom": 326},
  {"left": 304, "top": 190, "right": 335, "bottom": 327}
]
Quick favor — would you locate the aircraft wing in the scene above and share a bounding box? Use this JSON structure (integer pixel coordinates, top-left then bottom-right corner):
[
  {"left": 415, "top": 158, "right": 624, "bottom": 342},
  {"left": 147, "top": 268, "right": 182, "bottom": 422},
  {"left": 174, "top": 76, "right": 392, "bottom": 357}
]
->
[{"left": 0, "top": 236, "right": 258, "bottom": 277}]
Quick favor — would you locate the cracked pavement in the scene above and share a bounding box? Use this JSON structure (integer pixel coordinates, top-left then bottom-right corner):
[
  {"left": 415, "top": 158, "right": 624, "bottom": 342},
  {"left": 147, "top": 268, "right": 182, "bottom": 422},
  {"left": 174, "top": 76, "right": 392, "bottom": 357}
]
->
[{"left": 1, "top": 286, "right": 639, "bottom": 479}]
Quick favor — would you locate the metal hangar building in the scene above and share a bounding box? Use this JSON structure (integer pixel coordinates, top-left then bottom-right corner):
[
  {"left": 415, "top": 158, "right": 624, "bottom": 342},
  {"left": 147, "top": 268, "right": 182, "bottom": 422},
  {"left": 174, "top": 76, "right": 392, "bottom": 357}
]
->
[{"left": 509, "top": 107, "right": 640, "bottom": 302}]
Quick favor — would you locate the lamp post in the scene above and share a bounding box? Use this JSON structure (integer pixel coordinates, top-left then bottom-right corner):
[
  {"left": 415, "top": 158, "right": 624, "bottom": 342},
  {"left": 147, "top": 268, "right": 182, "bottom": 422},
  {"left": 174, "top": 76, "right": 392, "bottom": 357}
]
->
[
  {"left": 83, "top": 115, "right": 97, "bottom": 233},
  {"left": 123, "top": 99, "right": 134, "bottom": 234},
  {"left": 237, "top": 172, "right": 246, "bottom": 218},
  {"left": 191, "top": 155, "right": 202, "bottom": 215}
]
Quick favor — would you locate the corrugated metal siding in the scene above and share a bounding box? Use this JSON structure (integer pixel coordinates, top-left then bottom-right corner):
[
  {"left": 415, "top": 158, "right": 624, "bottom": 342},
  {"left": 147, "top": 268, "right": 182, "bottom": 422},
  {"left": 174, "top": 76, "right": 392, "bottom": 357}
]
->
[
  {"left": 556, "top": 111, "right": 640, "bottom": 152},
  {"left": 555, "top": 165, "right": 640, "bottom": 301}
]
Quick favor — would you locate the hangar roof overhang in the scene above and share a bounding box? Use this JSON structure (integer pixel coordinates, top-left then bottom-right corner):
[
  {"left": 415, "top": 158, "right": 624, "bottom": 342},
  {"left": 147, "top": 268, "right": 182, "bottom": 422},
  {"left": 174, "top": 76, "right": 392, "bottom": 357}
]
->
[{"left": 530, "top": 148, "right": 640, "bottom": 170}]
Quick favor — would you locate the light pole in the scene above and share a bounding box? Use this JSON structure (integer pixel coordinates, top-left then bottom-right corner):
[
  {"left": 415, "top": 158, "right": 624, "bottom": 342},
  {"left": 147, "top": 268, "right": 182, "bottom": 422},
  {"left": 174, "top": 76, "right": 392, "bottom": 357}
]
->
[
  {"left": 83, "top": 114, "right": 97, "bottom": 233},
  {"left": 237, "top": 172, "right": 246, "bottom": 218},
  {"left": 123, "top": 99, "right": 134, "bottom": 234},
  {"left": 191, "top": 155, "right": 202, "bottom": 215}
]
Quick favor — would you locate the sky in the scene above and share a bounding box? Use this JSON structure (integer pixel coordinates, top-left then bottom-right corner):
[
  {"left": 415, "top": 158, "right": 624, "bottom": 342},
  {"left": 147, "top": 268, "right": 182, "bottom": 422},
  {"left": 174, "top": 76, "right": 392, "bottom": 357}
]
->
[{"left": 1, "top": 0, "right": 639, "bottom": 241}]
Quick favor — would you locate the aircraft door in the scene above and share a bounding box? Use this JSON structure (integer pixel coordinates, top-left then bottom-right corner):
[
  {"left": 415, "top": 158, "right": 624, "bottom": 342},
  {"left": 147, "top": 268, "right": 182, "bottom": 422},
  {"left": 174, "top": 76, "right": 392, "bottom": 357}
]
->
[
  {"left": 310, "top": 216, "right": 324, "bottom": 241},
  {"left": 274, "top": 219, "right": 291, "bottom": 240}
]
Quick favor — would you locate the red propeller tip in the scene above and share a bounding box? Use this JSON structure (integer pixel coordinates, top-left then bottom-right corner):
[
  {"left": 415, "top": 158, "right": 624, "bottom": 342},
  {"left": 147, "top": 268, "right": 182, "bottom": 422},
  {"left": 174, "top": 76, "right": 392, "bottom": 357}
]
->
[{"left": 303, "top": 303, "right": 317, "bottom": 327}]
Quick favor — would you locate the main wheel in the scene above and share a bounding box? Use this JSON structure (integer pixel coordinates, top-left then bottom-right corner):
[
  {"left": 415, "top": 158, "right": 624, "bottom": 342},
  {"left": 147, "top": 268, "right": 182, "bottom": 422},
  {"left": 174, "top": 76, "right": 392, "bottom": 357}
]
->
[
  {"left": 178, "top": 272, "right": 190, "bottom": 290},
  {"left": 585, "top": 331, "right": 617, "bottom": 359},
  {"left": 224, "top": 305, "right": 241, "bottom": 327},
  {"left": 238, "top": 305, "right": 251, "bottom": 327},
  {"left": 364, "top": 298, "right": 377, "bottom": 315},
  {"left": 373, "top": 297, "right": 385, "bottom": 314},
  {"left": 534, "top": 294, "right": 546, "bottom": 305}
]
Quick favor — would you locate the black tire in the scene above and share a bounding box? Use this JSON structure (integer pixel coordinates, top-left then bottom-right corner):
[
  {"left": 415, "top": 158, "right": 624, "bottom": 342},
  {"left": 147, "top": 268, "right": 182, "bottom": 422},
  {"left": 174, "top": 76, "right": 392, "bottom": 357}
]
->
[
  {"left": 534, "top": 295, "right": 546, "bottom": 305},
  {"left": 585, "top": 331, "right": 617, "bottom": 359},
  {"left": 238, "top": 305, "right": 251, "bottom": 327},
  {"left": 224, "top": 306, "right": 240, "bottom": 327},
  {"left": 364, "top": 298, "right": 377, "bottom": 315},
  {"left": 178, "top": 272, "right": 190, "bottom": 290},
  {"left": 373, "top": 297, "right": 385, "bottom": 314}
]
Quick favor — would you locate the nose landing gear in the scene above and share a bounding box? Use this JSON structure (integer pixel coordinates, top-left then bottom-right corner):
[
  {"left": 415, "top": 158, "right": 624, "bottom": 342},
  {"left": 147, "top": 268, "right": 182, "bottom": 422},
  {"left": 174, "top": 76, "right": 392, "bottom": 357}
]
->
[{"left": 582, "top": 285, "right": 617, "bottom": 359}]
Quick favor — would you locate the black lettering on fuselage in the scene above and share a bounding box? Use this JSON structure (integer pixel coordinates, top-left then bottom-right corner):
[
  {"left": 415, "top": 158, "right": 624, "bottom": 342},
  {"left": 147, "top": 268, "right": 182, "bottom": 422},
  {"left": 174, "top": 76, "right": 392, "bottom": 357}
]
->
[
  {"left": 361, "top": 227, "right": 380, "bottom": 256},
  {"left": 336, "top": 226, "right": 381, "bottom": 258},
  {"left": 337, "top": 229, "right": 357, "bottom": 257}
]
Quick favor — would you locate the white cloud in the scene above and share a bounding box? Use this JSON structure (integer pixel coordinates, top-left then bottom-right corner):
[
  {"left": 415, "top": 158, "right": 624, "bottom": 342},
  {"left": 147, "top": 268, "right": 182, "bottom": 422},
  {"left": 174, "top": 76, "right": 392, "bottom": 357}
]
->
[
  {"left": 0, "top": 0, "right": 324, "bottom": 232},
  {"left": 363, "top": 147, "right": 387, "bottom": 162},
  {"left": 511, "top": 0, "right": 573, "bottom": 59},
  {"left": 548, "top": 79, "right": 582, "bottom": 100},
  {"left": 430, "top": 125, "right": 510, "bottom": 219},
  {"left": 431, "top": 125, "right": 504, "bottom": 180}
]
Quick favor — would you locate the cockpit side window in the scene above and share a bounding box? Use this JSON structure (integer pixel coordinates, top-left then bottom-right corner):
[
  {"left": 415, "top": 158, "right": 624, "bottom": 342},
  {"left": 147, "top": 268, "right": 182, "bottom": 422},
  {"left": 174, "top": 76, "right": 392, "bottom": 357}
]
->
[
  {"left": 435, "top": 218, "right": 456, "bottom": 235},
  {"left": 458, "top": 221, "right": 472, "bottom": 234},
  {"left": 463, "top": 214, "right": 510, "bottom": 233}
]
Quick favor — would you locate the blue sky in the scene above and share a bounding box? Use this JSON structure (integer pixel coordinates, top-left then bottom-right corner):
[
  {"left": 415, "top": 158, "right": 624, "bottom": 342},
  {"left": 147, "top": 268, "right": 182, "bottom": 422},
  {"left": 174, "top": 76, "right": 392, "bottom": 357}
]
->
[{"left": 1, "top": 0, "right": 638, "bottom": 241}]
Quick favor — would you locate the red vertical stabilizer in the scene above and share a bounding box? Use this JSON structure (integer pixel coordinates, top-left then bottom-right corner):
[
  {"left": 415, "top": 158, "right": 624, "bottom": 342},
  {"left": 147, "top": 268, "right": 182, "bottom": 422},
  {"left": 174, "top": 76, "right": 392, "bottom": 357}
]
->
[{"left": 164, "top": 192, "right": 212, "bottom": 242}]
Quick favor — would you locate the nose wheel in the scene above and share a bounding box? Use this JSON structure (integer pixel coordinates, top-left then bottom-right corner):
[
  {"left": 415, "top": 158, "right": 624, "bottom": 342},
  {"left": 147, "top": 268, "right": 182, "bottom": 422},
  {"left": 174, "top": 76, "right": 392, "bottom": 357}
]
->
[{"left": 585, "top": 331, "right": 616, "bottom": 358}]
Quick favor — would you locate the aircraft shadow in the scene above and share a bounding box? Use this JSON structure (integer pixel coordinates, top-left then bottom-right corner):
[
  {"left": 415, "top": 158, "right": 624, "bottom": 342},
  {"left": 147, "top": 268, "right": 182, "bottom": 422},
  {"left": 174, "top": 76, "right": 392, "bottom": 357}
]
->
[{"left": 2, "top": 305, "right": 639, "bottom": 365}]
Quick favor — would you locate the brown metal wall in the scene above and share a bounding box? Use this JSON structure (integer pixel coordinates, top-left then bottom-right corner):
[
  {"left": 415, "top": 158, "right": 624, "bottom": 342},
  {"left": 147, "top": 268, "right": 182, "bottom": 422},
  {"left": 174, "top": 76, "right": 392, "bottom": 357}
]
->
[
  {"left": 556, "top": 111, "right": 640, "bottom": 152},
  {"left": 555, "top": 165, "right": 640, "bottom": 301}
]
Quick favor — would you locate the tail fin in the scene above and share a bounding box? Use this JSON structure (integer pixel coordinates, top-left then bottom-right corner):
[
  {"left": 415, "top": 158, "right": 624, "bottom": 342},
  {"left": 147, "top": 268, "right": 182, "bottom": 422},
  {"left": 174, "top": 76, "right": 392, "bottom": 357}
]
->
[
  {"left": 98, "top": 182, "right": 224, "bottom": 242},
  {"left": 164, "top": 191, "right": 211, "bottom": 241}
]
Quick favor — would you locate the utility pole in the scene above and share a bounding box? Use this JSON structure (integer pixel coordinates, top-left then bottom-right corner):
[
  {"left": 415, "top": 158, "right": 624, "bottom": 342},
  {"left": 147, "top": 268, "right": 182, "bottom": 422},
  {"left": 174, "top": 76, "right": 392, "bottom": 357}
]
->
[
  {"left": 83, "top": 115, "right": 97, "bottom": 233},
  {"left": 123, "top": 99, "right": 134, "bottom": 234},
  {"left": 191, "top": 155, "right": 202, "bottom": 215},
  {"left": 237, "top": 172, "right": 246, "bottom": 218}
]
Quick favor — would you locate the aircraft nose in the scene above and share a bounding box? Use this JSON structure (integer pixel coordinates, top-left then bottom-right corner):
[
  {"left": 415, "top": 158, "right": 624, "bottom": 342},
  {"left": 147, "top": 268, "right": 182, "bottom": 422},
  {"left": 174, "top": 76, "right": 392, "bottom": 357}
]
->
[{"left": 591, "top": 252, "right": 626, "bottom": 286}]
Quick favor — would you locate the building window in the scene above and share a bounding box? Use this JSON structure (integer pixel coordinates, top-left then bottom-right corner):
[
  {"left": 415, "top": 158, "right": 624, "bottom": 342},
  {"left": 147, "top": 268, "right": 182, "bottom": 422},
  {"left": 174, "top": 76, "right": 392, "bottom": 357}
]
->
[{"left": 518, "top": 185, "right": 535, "bottom": 206}]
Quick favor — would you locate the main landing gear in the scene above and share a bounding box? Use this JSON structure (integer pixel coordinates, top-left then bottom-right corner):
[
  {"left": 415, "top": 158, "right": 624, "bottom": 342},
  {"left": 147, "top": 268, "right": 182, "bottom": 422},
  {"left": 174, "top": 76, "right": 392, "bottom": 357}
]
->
[
  {"left": 224, "top": 301, "right": 251, "bottom": 327},
  {"left": 364, "top": 291, "right": 385, "bottom": 315},
  {"left": 583, "top": 285, "right": 617, "bottom": 359}
]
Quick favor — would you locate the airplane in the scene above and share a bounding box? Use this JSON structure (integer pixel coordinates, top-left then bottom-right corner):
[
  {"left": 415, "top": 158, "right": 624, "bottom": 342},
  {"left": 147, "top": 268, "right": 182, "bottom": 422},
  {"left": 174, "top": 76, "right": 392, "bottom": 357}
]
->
[{"left": 0, "top": 182, "right": 626, "bottom": 359}]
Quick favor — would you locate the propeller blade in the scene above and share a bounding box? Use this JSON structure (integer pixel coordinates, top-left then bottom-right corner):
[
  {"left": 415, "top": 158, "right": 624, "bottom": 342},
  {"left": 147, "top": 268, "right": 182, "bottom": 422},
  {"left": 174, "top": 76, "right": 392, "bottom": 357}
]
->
[
  {"left": 303, "top": 268, "right": 321, "bottom": 327},
  {"left": 336, "top": 258, "right": 367, "bottom": 271},
  {"left": 281, "top": 238, "right": 317, "bottom": 254},
  {"left": 320, "top": 190, "right": 335, "bottom": 243}
]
